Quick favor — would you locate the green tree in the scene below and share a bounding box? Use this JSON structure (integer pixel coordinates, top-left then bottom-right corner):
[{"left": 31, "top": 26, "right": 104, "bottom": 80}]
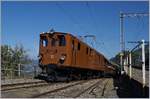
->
[
  {"left": 1, "top": 45, "right": 13, "bottom": 77},
  {"left": 1, "top": 44, "right": 31, "bottom": 78}
]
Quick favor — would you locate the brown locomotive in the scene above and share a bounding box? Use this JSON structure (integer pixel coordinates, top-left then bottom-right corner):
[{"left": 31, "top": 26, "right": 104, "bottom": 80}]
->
[{"left": 38, "top": 31, "right": 115, "bottom": 81}]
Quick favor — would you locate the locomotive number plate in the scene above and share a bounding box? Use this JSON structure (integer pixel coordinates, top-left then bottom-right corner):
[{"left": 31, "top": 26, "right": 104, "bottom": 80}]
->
[{"left": 50, "top": 55, "right": 54, "bottom": 59}]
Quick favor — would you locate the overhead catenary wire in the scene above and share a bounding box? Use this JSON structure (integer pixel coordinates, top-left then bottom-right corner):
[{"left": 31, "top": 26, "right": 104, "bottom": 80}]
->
[
  {"left": 124, "top": 13, "right": 148, "bottom": 50},
  {"left": 85, "top": 2, "right": 101, "bottom": 49},
  {"left": 136, "top": 17, "right": 147, "bottom": 40},
  {"left": 86, "top": 2, "right": 114, "bottom": 58},
  {"left": 55, "top": 2, "right": 86, "bottom": 34},
  {"left": 86, "top": 2, "right": 100, "bottom": 35},
  {"left": 86, "top": 2, "right": 95, "bottom": 28},
  {"left": 56, "top": 2, "right": 114, "bottom": 58},
  {"left": 56, "top": 2, "right": 99, "bottom": 50},
  {"left": 126, "top": 17, "right": 145, "bottom": 41},
  {"left": 96, "top": 41, "right": 114, "bottom": 58}
]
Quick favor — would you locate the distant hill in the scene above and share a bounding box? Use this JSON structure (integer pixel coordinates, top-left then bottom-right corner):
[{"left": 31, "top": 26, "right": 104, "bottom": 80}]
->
[{"left": 110, "top": 44, "right": 149, "bottom": 70}]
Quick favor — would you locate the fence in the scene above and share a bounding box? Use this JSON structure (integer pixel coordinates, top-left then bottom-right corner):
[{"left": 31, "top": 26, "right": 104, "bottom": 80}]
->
[
  {"left": 124, "top": 40, "right": 149, "bottom": 87},
  {"left": 1, "top": 62, "right": 41, "bottom": 80}
]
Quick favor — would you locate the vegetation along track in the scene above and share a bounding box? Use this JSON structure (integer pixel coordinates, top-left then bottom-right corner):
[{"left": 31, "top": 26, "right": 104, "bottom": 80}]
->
[
  {"left": 31, "top": 78, "right": 108, "bottom": 98},
  {"left": 1, "top": 80, "right": 48, "bottom": 91}
]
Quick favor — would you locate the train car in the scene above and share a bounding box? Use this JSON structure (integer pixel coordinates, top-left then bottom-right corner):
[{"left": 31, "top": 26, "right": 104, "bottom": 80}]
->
[{"left": 38, "top": 31, "right": 115, "bottom": 81}]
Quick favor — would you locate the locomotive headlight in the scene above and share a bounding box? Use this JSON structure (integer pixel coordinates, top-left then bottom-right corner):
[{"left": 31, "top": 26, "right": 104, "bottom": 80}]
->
[
  {"left": 59, "top": 54, "right": 66, "bottom": 64},
  {"left": 60, "top": 55, "right": 66, "bottom": 60}
]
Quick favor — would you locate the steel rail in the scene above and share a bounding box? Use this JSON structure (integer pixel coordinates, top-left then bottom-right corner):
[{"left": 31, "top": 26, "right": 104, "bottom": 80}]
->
[
  {"left": 101, "top": 79, "right": 110, "bottom": 96},
  {"left": 31, "top": 80, "right": 90, "bottom": 98},
  {"left": 73, "top": 79, "right": 106, "bottom": 98},
  {"left": 2, "top": 80, "right": 45, "bottom": 87},
  {"left": 1, "top": 81, "right": 47, "bottom": 91}
]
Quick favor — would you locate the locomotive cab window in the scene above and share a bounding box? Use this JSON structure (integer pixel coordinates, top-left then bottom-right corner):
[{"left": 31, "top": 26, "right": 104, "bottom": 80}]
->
[
  {"left": 42, "top": 38, "right": 48, "bottom": 47},
  {"left": 90, "top": 48, "right": 92, "bottom": 55},
  {"left": 90, "top": 49, "right": 94, "bottom": 56},
  {"left": 78, "top": 43, "right": 80, "bottom": 50},
  {"left": 58, "top": 35, "right": 66, "bottom": 46}
]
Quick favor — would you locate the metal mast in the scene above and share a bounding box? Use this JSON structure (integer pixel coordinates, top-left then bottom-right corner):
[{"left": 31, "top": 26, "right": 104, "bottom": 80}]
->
[
  {"left": 119, "top": 12, "right": 149, "bottom": 74},
  {"left": 120, "top": 12, "right": 124, "bottom": 73}
]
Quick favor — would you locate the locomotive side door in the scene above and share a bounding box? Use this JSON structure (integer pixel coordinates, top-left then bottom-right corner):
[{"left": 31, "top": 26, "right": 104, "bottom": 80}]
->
[{"left": 72, "top": 39, "right": 77, "bottom": 65}]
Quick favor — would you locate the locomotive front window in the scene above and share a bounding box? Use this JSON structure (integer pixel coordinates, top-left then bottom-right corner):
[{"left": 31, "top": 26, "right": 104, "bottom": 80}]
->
[
  {"left": 51, "top": 38, "right": 56, "bottom": 46},
  {"left": 42, "top": 38, "right": 48, "bottom": 47},
  {"left": 58, "top": 35, "right": 66, "bottom": 46}
]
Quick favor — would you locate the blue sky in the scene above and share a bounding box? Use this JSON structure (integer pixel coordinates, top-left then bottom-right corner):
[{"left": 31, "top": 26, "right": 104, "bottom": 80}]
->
[{"left": 2, "top": 1, "right": 149, "bottom": 59}]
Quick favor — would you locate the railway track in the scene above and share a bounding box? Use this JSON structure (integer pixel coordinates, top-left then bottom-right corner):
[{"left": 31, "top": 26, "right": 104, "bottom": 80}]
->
[
  {"left": 31, "top": 78, "right": 108, "bottom": 98},
  {"left": 1, "top": 80, "right": 48, "bottom": 91},
  {"left": 31, "top": 80, "right": 89, "bottom": 98},
  {"left": 2, "top": 78, "right": 113, "bottom": 98},
  {"left": 73, "top": 79, "right": 105, "bottom": 98}
]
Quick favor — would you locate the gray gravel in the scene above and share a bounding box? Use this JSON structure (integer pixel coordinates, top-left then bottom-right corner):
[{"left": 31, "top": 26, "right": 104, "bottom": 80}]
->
[
  {"left": 1, "top": 78, "right": 43, "bottom": 85},
  {"left": 78, "top": 78, "right": 118, "bottom": 98},
  {"left": 1, "top": 78, "right": 118, "bottom": 98},
  {"left": 39, "top": 79, "right": 101, "bottom": 98},
  {"left": 1, "top": 80, "right": 85, "bottom": 98},
  {"left": 36, "top": 78, "right": 118, "bottom": 98}
]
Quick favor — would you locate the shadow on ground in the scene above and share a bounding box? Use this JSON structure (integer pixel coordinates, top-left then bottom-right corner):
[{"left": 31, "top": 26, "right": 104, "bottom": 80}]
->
[{"left": 113, "top": 74, "right": 149, "bottom": 98}]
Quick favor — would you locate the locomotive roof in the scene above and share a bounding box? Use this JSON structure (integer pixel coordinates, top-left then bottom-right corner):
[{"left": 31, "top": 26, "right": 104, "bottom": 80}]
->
[{"left": 40, "top": 31, "right": 110, "bottom": 62}]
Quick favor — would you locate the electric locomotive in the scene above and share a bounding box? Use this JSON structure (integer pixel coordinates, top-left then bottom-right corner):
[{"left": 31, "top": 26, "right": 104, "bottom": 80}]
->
[{"left": 38, "top": 31, "right": 115, "bottom": 81}]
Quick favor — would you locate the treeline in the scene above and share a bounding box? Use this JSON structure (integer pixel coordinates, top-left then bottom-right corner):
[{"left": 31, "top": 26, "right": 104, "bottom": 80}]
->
[
  {"left": 110, "top": 44, "right": 149, "bottom": 70},
  {"left": 1, "top": 44, "right": 32, "bottom": 77}
]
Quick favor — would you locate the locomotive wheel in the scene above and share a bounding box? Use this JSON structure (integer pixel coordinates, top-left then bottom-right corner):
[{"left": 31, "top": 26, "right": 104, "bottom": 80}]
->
[
  {"left": 45, "top": 66, "right": 57, "bottom": 82},
  {"left": 65, "top": 72, "right": 72, "bottom": 82},
  {"left": 47, "top": 71, "right": 57, "bottom": 82},
  {"left": 77, "top": 74, "right": 81, "bottom": 80},
  {"left": 101, "top": 71, "right": 104, "bottom": 77},
  {"left": 66, "top": 76, "right": 71, "bottom": 83}
]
